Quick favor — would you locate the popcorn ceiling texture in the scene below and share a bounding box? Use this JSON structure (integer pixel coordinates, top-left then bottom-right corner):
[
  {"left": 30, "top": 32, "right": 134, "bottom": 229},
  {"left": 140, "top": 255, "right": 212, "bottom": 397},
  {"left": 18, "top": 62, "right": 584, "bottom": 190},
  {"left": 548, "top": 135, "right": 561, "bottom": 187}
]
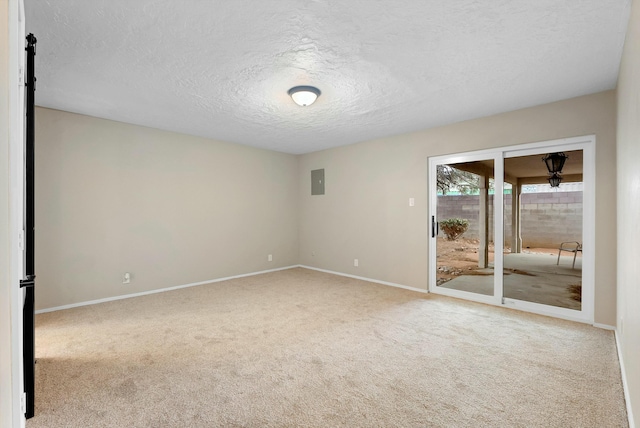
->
[{"left": 26, "top": 0, "right": 630, "bottom": 154}]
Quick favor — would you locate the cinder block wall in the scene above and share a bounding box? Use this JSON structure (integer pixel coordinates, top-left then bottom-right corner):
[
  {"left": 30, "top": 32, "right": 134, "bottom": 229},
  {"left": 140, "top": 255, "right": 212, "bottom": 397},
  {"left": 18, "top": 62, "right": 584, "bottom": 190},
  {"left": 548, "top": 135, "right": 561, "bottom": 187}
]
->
[{"left": 437, "top": 191, "right": 583, "bottom": 248}]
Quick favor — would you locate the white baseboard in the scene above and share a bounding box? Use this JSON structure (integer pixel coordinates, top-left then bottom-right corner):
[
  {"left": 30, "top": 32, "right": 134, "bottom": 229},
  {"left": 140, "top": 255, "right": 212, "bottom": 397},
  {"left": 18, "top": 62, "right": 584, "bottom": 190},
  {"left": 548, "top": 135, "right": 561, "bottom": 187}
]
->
[
  {"left": 35, "top": 265, "right": 299, "bottom": 314},
  {"left": 298, "top": 265, "right": 428, "bottom": 294},
  {"left": 593, "top": 322, "right": 616, "bottom": 330},
  {"left": 615, "top": 330, "right": 636, "bottom": 428}
]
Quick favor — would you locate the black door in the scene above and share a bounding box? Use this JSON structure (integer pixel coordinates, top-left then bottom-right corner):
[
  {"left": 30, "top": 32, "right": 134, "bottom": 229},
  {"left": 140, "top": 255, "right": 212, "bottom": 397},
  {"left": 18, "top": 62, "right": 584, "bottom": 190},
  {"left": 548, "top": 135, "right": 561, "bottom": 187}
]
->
[{"left": 20, "top": 33, "right": 37, "bottom": 420}]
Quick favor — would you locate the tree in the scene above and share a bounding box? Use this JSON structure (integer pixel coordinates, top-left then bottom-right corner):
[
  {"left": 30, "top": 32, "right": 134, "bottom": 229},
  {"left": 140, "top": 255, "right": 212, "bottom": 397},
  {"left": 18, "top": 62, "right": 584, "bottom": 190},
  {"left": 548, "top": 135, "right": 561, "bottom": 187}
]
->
[{"left": 436, "top": 165, "right": 482, "bottom": 195}]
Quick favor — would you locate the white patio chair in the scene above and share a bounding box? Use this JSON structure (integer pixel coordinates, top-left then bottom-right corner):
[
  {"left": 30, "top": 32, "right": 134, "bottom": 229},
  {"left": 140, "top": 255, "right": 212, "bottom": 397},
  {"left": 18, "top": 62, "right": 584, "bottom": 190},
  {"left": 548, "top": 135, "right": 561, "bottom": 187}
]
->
[{"left": 557, "top": 241, "right": 582, "bottom": 269}]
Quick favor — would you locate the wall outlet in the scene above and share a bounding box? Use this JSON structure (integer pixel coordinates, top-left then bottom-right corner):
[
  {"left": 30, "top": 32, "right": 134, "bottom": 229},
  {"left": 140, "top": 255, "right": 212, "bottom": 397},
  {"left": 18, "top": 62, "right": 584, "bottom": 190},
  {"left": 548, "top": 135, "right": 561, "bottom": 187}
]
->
[
  {"left": 268, "top": 254, "right": 273, "bottom": 262},
  {"left": 409, "top": 197, "right": 415, "bottom": 207},
  {"left": 312, "top": 251, "right": 315, "bottom": 257},
  {"left": 123, "top": 272, "right": 131, "bottom": 284},
  {"left": 354, "top": 259, "right": 359, "bottom": 267}
]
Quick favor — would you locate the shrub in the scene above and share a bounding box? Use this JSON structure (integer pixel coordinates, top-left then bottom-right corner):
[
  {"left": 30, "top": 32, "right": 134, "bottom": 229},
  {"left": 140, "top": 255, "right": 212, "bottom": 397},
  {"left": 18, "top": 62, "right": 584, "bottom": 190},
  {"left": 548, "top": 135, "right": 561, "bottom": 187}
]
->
[{"left": 439, "top": 218, "right": 469, "bottom": 241}]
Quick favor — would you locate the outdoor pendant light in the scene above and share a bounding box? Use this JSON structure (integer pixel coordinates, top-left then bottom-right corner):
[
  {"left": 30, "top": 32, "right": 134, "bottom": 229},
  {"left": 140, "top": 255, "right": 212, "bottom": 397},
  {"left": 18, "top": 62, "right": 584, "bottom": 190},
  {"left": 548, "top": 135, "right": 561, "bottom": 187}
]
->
[
  {"left": 548, "top": 172, "right": 562, "bottom": 188},
  {"left": 288, "top": 86, "right": 321, "bottom": 106},
  {"left": 542, "top": 152, "right": 568, "bottom": 174}
]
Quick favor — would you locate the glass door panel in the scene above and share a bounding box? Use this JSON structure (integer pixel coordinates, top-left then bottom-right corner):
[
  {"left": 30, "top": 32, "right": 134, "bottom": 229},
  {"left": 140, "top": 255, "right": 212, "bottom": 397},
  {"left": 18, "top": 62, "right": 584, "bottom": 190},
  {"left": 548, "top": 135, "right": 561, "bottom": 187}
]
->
[
  {"left": 502, "top": 150, "right": 583, "bottom": 310},
  {"left": 434, "top": 159, "right": 495, "bottom": 298}
]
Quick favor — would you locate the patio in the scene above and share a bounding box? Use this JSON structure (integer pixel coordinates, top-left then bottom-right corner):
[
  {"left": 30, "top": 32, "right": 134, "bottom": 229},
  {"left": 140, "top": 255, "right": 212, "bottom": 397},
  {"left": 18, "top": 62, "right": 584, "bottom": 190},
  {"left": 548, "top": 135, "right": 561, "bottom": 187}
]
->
[{"left": 438, "top": 251, "right": 582, "bottom": 310}]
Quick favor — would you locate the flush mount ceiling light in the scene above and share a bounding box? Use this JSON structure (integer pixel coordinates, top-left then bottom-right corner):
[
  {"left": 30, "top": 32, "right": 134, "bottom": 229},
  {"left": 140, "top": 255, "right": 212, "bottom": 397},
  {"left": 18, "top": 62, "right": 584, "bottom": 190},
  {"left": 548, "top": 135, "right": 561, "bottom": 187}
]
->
[{"left": 288, "top": 86, "right": 321, "bottom": 106}]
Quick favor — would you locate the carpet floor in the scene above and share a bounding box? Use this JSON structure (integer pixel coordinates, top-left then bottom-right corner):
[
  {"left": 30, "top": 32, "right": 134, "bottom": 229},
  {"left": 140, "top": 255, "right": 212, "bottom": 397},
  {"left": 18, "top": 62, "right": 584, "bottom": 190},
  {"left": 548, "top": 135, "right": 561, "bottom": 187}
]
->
[{"left": 28, "top": 268, "right": 627, "bottom": 427}]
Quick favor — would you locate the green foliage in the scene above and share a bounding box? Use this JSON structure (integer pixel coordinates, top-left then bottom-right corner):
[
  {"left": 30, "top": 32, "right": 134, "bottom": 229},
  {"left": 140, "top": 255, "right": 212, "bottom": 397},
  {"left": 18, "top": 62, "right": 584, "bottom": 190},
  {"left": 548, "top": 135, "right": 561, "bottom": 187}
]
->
[
  {"left": 437, "top": 165, "right": 481, "bottom": 195},
  {"left": 439, "top": 218, "right": 469, "bottom": 241},
  {"left": 436, "top": 164, "right": 495, "bottom": 195}
]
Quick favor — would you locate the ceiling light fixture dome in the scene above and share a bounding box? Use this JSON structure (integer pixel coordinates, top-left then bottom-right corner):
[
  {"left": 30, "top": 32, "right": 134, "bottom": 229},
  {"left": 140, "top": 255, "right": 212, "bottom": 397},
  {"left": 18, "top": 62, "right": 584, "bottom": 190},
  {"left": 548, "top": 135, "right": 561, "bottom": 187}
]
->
[{"left": 288, "top": 85, "right": 321, "bottom": 106}]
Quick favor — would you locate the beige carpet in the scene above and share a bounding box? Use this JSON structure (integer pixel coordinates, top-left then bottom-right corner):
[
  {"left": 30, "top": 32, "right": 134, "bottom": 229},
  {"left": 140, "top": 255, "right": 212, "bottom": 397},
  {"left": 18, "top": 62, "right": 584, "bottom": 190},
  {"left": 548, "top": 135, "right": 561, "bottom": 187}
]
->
[{"left": 29, "top": 268, "right": 627, "bottom": 427}]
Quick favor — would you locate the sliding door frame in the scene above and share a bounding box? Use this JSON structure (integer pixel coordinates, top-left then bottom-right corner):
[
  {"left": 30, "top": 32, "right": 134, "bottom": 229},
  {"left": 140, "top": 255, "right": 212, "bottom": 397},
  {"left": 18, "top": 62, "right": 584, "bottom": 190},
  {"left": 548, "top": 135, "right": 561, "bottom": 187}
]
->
[
  {"left": 428, "top": 151, "right": 504, "bottom": 306},
  {"left": 428, "top": 135, "right": 595, "bottom": 324}
]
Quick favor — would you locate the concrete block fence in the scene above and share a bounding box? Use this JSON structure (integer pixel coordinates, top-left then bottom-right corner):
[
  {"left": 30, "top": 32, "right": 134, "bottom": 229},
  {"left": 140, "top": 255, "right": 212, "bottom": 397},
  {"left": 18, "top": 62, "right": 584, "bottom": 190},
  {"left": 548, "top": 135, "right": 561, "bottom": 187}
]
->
[{"left": 436, "top": 191, "right": 583, "bottom": 248}]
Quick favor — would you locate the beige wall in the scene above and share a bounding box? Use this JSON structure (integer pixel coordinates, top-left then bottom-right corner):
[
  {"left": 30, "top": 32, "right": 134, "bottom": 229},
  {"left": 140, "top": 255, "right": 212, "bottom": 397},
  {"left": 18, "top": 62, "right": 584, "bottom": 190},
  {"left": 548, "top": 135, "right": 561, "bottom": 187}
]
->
[
  {"left": 35, "top": 108, "right": 299, "bottom": 310},
  {"left": 1, "top": 1, "right": 15, "bottom": 426},
  {"left": 2, "top": 0, "right": 25, "bottom": 426},
  {"left": 616, "top": 0, "right": 640, "bottom": 424},
  {"left": 298, "top": 90, "right": 617, "bottom": 326}
]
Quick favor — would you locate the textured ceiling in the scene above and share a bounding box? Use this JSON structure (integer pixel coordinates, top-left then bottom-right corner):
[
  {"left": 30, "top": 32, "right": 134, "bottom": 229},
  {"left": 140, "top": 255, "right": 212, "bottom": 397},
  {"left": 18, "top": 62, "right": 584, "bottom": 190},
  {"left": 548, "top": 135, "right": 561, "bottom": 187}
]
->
[{"left": 26, "top": 0, "right": 631, "bottom": 154}]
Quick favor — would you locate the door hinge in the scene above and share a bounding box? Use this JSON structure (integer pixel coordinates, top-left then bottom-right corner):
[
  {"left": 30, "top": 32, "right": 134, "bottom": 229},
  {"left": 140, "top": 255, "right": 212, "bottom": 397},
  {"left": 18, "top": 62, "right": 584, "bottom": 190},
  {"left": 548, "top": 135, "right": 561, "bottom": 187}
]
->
[
  {"left": 20, "top": 392, "right": 26, "bottom": 414},
  {"left": 19, "top": 229, "right": 25, "bottom": 251},
  {"left": 18, "top": 66, "right": 24, "bottom": 86}
]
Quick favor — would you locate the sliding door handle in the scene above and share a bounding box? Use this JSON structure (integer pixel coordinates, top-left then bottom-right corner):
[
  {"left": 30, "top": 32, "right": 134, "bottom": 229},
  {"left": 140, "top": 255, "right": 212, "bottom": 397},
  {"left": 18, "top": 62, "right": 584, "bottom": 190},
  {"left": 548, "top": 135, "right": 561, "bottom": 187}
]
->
[
  {"left": 431, "top": 216, "right": 436, "bottom": 238},
  {"left": 20, "top": 275, "right": 36, "bottom": 288}
]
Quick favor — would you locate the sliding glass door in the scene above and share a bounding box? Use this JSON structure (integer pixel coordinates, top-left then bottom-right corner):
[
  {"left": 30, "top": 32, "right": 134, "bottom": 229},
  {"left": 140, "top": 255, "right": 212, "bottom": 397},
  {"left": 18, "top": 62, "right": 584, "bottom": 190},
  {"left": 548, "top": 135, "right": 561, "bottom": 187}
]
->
[
  {"left": 502, "top": 149, "right": 584, "bottom": 311},
  {"left": 429, "top": 137, "right": 594, "bottom": 323},
  {"left": 429, "top": 152, "right": 503, "bottom": 306}
]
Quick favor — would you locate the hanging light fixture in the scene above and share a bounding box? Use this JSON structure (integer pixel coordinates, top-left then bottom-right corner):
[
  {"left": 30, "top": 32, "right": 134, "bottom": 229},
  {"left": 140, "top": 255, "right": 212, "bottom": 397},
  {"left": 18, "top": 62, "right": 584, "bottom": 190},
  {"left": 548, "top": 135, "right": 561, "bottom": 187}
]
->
[
  {"left": 548, "top": 172, "right": 562, "bottom": 188},
  {"left": 542, "top": 152, "right": 568, "bottom": 174},
  {"left": 288, "top": 86, "right": 321, "bottom": 106},
  {"left": 543, "top": 152, "right": 568, "bottom": 188}
]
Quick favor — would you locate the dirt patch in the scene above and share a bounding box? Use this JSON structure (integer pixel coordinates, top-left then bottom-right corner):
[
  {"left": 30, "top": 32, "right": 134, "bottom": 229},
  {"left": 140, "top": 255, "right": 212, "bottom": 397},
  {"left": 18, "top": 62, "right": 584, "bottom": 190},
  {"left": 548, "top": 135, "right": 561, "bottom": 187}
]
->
[
  {"left": 567, "top": 283, "right": 582, "bottom": 301},
  {"left": 436, "top": 238, "right": 492, "bottom": 285}
]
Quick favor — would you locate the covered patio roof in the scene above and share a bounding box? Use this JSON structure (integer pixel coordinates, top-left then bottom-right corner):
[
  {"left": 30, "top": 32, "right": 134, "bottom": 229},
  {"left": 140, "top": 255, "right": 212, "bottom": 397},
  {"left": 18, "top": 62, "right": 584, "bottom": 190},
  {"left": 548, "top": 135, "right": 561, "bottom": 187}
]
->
[{"left": 453, "top": 149, "right": 584, "bottom": 185}]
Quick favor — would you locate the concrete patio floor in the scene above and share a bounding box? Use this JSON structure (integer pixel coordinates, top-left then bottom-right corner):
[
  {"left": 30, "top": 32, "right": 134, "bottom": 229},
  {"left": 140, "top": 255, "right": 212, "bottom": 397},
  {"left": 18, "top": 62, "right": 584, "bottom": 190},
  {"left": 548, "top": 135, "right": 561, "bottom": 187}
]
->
[{"left": 438, "top": 252, "right": 582, "bottom": 310}]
